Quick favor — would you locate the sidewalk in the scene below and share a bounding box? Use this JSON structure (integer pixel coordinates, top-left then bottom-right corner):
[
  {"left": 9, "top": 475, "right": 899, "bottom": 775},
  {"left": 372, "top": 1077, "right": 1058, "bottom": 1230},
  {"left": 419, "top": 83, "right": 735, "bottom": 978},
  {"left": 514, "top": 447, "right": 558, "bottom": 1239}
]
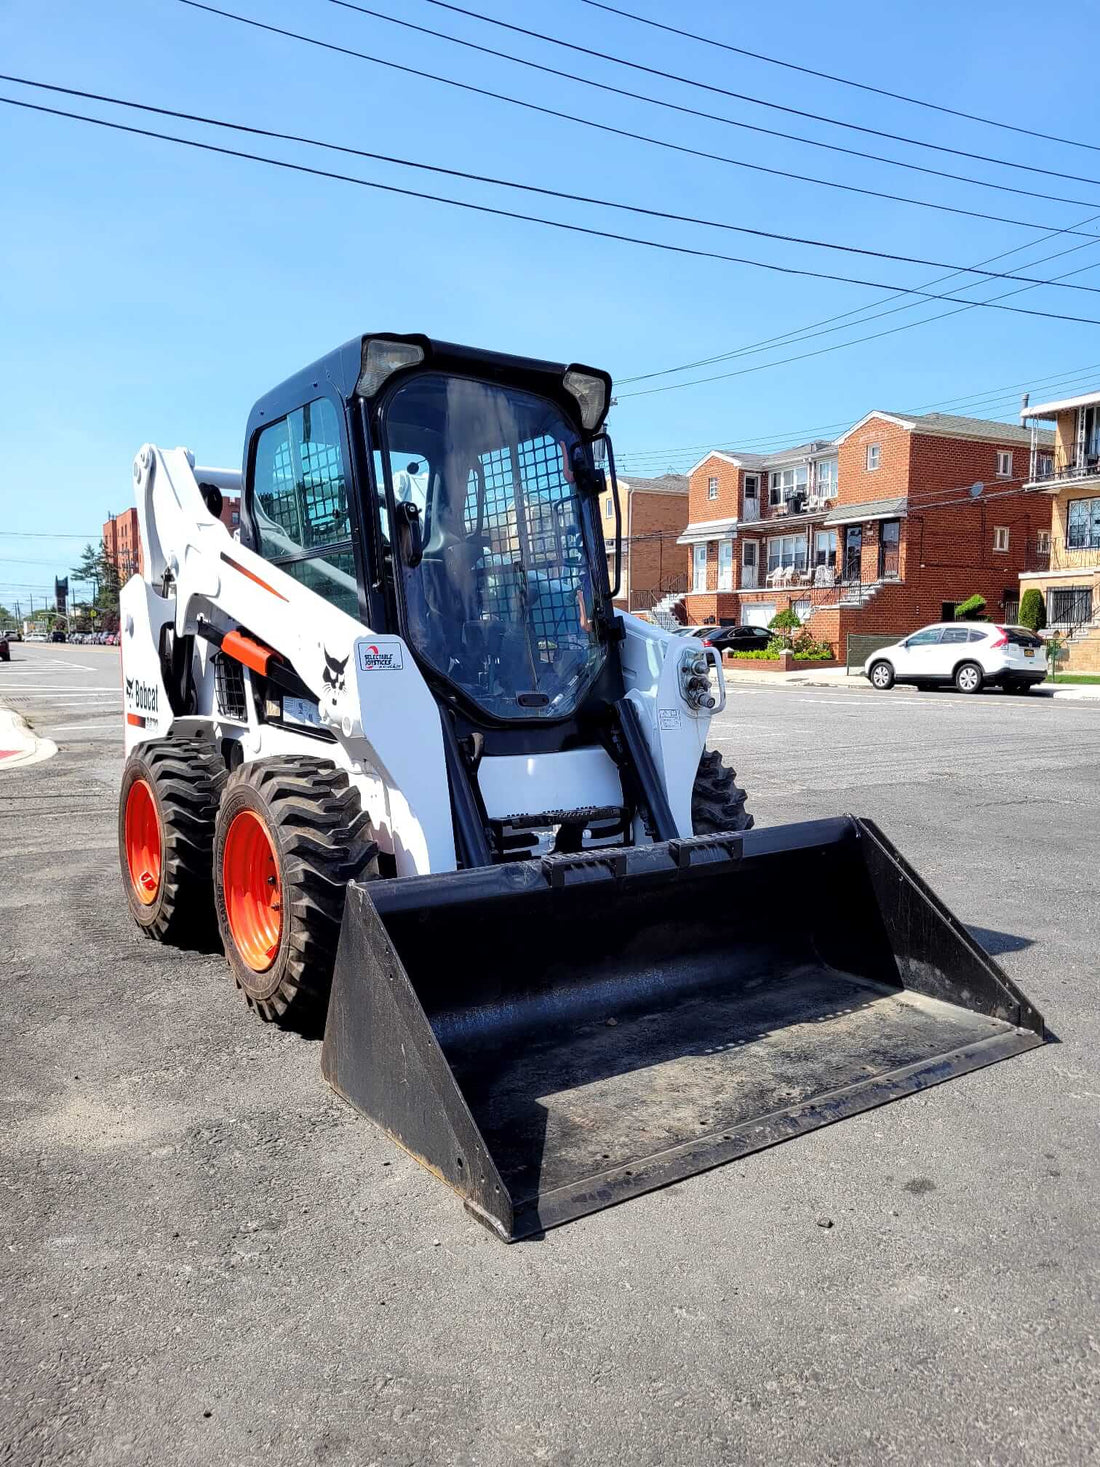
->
[
  {"left": 718, "top": 667, "right": 1100, "bottom": 698},
  {"left": 0, "top": 705, "right": 57, "bottom": 770}
]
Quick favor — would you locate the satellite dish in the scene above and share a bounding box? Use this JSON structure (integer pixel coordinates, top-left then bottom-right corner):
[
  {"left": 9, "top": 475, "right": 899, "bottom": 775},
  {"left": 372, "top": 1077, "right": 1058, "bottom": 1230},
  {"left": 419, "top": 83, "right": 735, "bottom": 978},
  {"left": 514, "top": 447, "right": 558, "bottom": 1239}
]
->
[{"left": 969, "top": 481, "right": 984, "bottom": 498}]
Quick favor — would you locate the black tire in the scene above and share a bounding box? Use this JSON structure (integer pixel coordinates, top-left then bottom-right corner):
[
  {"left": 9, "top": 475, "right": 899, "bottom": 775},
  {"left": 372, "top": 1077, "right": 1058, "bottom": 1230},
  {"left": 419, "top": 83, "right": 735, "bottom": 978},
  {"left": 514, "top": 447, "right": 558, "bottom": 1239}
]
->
[
  {"left": 213, "top": 756, "right": 378, "bottom": 1025},
  {"left": 868, "top": 660, "right": 894, "bottom": 691},
  {"left": 118, "top": 737, "right": 224, "bottom": 945},
  {"left": 954, "top": 661, "right": 984, "bottom": 694},
  {"left": 691, "top": 748, "right": 754, "bottom": 834}
]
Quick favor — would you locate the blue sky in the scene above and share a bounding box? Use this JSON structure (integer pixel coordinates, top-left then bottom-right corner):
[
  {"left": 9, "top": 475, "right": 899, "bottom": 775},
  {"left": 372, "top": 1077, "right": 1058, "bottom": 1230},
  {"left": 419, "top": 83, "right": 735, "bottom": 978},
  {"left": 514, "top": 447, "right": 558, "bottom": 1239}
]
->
[{"left": 2, "top": 0, "right": 1100, "bottom": 609}]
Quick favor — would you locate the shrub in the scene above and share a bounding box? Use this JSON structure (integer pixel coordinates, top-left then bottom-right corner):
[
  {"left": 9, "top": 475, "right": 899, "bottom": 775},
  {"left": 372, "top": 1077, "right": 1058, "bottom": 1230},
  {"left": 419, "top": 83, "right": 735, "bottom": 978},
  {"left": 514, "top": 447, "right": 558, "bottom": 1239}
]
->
[
  {"left": 768, "top": 607, "right": 801, "bottom": 632},
  {"left": 954, "top": 593, "right": 987, "bottom": 621},
  {"left": 791, "top": 631, "right": 834, "bottom": 660},
  {"left": 1019, "top": 587, "right": 1046, "bottom": 632},
  {"left": 728, "top": 648, "right": 776, "bottom": 660}
]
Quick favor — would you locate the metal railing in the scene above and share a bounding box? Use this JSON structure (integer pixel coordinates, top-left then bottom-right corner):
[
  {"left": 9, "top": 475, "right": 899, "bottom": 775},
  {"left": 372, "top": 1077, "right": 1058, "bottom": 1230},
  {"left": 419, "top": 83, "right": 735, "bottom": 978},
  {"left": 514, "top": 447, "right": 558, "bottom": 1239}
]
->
[
  {"left": 1027, "top": 458, "right": 1100, "bottom": 488},
  {"left": 1023, "top": 535, "right": 1100, "bottom": 572},
  {"left": 627, "top": 573, "right": 688, "bottom": 615}
]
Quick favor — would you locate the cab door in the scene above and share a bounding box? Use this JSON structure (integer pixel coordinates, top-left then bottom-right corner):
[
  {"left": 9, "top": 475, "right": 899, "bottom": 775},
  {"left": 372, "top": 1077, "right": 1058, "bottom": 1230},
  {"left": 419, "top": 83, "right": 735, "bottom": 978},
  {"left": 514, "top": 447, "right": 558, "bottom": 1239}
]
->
[{"left": 896, "top": 625, "right": 945, "bottom": 680}]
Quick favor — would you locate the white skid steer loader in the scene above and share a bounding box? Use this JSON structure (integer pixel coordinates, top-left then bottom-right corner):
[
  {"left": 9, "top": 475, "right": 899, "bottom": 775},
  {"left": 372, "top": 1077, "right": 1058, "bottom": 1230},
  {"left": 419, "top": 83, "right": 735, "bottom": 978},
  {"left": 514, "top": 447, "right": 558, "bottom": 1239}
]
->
[{"left": 119, "top": 333, "right": 1044, "bottom": 1240}]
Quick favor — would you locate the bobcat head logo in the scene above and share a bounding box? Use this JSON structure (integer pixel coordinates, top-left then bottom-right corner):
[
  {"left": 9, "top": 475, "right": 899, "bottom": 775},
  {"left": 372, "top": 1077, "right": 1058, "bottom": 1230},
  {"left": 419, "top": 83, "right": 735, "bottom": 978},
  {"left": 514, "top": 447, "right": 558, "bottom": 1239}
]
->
[
  {"left": 125, "top": 677, "right": 134, "bottom": 700},
  {"left": 322, "top": 650, "right": 348, "bottom": 695}
]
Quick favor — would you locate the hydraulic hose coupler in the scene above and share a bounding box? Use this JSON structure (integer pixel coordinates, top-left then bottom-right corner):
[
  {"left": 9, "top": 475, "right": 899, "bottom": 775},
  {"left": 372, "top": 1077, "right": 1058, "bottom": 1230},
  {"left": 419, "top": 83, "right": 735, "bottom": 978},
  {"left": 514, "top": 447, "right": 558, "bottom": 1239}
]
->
[{"left": 679, "top": 652, "right": 716, "bottom": 712}]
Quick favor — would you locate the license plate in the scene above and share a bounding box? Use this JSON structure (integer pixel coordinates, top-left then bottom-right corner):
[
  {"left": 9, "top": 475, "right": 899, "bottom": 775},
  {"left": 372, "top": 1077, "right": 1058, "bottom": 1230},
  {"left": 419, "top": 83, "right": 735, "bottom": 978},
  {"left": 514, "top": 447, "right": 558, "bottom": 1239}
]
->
[{"left": 1024, "top": 647, "right": 1035, "bottom": 658}]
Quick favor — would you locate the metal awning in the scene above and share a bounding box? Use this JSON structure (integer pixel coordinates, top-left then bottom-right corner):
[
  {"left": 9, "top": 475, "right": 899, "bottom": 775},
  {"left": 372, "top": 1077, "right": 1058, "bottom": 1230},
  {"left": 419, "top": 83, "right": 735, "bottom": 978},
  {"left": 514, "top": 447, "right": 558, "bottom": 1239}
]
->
[
  {"left": 676, "top": 517, "right": 739, "bottom": 546},
  {"left": 824, "top": 497, "right": 907, "bottom": 527}
]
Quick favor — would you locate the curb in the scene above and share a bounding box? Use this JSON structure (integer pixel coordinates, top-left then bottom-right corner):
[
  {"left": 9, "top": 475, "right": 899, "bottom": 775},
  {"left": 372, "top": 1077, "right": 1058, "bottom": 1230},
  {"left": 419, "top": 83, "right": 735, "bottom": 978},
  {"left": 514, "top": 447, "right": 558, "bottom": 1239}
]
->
[{"left": 0, "top": 706, "right": 58, "bottom": 770}]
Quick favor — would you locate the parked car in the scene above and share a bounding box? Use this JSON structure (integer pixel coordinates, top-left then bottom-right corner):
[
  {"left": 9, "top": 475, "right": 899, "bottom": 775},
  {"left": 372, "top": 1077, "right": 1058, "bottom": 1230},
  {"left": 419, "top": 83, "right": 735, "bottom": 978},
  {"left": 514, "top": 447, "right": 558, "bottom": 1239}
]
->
[
  {"left": 864, "top": 623, "right": 1047, "bottom": 694},
  {"left": 0, "top": 633, "right": 9, "bottom": 663},
  {"left": 699, "top": 624, "right": 776, "bottom": 654}
]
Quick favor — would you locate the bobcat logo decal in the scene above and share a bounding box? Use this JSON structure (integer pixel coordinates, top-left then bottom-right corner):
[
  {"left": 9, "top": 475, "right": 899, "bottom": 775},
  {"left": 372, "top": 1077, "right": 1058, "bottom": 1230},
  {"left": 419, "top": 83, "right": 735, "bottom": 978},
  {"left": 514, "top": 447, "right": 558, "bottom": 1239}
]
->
[
  {"left": 125, "top": 677, "right": 134, "bottom": 700},
  {"left": 322, "top": 650, "right": 349, "bottom": 695}
]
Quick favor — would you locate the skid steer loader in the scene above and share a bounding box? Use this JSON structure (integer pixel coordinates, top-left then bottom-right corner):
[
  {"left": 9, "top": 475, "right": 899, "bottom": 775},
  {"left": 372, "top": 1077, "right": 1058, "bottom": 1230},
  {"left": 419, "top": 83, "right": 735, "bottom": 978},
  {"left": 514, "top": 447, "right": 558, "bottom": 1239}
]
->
[{"left": 118, "top": 332, "right": 1044, "bottom": 1240}]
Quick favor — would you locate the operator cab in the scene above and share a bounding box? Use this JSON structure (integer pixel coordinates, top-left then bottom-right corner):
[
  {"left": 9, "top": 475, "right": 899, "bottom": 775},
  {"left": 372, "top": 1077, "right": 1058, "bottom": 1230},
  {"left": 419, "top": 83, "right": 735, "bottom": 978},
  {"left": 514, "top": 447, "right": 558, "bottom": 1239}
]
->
[{"left": 240, "top": 333, "right": 621, "bottom": 732}]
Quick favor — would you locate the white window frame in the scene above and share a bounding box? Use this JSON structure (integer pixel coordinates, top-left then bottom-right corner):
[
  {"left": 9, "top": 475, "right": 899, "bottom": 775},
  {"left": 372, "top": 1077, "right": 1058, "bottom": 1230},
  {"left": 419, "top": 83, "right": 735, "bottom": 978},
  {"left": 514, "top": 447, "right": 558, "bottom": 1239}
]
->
[
  {"left": 814, "top": 458, "right": 838, "bottom": 498},
  {"left": 604, "top": 497, "right": 613, "bottom": 518},
  {"left": 768, "top": 465, "right": 809, "bottom": 505},
  {"left": 692, "top": 542, "right": 708, "bottom": 592},
  {"left": 717, "top": 538, "right": 734, "bottom": 591},
  {"left": 993, "top": 525, "right": 1010, "bottom": 552},
  {"left": 1036, "top": 529, "right": 1051, "bottom": 553},
  {"left": 792, "top": 597, "right": 811, "bottom": 623},
  {"left": 707, "top": 476, "right": 719, "bottom": 500},
  {"left": 866, "top": 443, "right": 881, "bottom": 471},
  {"left": 767, "top": 533, "right": 809, "bottom": 574},
  {"left": 996, "top": 450, "right": 1013, "bottom": 479},
  {"left": 813, "top": 529, "right": 838, "bottom": 565},
  {"left": 741, "top": 538, "right": 758, "bottom": 587}
]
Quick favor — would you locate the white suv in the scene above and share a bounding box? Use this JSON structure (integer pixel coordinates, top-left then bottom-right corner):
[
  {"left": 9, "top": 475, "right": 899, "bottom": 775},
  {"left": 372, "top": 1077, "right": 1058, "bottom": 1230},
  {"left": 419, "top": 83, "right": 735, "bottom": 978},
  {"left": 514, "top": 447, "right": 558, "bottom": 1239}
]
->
[{"left": 863, "top": 623, "right": 1047, "bottom": 694}]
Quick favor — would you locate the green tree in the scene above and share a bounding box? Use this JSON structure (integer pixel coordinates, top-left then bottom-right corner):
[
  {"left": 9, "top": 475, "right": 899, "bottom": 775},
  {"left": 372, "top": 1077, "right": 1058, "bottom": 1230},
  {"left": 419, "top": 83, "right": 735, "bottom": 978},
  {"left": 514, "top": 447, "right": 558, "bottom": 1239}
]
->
[
  {"left": 954, "top": 593, "right": 988, "bottom": 621},
  {"left": 70, "top": 540, "right": 120, "bottom": 614},
  {"left": 768, "top": 606, "right": 802, "bottom": 632},
  {"left": 1019, "top": 587, "right": 1046, "bottom": 633}
]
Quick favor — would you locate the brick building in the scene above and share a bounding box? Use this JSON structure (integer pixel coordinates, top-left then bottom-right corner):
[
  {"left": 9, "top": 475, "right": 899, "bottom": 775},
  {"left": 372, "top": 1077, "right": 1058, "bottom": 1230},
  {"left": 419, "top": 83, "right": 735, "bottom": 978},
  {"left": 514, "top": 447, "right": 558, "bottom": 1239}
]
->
[
  {"left": 675, "top": 411, "right": 1052, "bottom": 653},
  {"left": 102, "top": 496, "right": 240, "bottom": 582},
  {"left": 1018, "top": 387, "right": 1100, "bottom": 671},
  {"left": 597, "top": 472, "right": 688, "bottom": 614}
]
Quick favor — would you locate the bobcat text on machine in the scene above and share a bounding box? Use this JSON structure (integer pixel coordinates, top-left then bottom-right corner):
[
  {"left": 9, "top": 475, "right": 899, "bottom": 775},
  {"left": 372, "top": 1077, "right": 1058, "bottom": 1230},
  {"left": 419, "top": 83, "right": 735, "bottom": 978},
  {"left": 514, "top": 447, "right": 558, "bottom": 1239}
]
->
[{"left": 117, "top": 332, "right": 1044, "bottom": 1240}]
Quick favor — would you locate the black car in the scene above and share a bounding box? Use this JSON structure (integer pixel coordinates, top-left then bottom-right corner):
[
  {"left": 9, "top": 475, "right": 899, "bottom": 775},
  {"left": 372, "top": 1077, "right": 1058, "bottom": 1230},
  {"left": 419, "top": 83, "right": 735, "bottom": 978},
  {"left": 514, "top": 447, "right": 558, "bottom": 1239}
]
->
[
  {"left": 0, "top": 634, "right": 10, "bottom": 662},
  {"left": 693, "top": 624, "right": 775, "bottom": 654}
]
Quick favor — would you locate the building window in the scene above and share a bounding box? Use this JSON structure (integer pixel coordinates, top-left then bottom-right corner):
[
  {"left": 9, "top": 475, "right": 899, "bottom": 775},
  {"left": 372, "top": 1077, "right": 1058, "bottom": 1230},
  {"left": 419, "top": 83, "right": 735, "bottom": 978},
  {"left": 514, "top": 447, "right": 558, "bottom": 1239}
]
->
[
  {"left": 993, "top": 526, "right": 1010, "bottom": 552},
  {"left": 813, "top": 529, "right": 837, "bottom": 566},
  {"left": 792, "top": 597, "right": 811, "bottom": 623},
  {"left": 718, "top": 539, "right": 733, "bottom": 590},
  {"left": 866, "top": 443, "right": 881, "bottom": 471},
  {"left": 767, "top": 533, "right": 808, "bottom": 574},
  {"left": 692, "top": 543, "right": 708, "bottom": 592},
  {"left": 996, "top": 450, "right": 1013, "bottom": 479},
  {"left": 1048, "top": 586, "right": 1092, "bottom": 626},
  {"left": 814, "top": 458, "right": 838, "bottom": 498},
  {"left": 1037, "top": 452, "right": 1054, "bottom": 478},
  {"left": 707, "top": 476, "right": 718, "bottom": 500},
  {"left": 1066, "top": 496, "right": 1100, "bottom": 549},
  {"left": 769, "top": 465, "right": 808, "bottom": 505},
  {"left": 604, "top": 498, "right": 613, "bottom": 518},
  {"left": 1036, "top": 529, "right": 1051, "bottom": 554}
]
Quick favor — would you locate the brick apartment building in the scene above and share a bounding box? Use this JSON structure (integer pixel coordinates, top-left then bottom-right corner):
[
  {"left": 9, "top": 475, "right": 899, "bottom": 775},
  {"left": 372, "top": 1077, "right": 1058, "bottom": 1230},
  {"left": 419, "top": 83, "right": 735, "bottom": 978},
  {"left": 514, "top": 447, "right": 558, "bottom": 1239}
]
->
[
  {"left": 675, "top": 411, "right": 1052, "bottom": 653},
  {"left": 1018, "top": 386, "right": 1100, "bottom": 671},
  {"left": 102, "top": 496, "right": 240, "bottom": 581},
  {"left": 597, "top": 472, "right": 688, "bottom": 613}
]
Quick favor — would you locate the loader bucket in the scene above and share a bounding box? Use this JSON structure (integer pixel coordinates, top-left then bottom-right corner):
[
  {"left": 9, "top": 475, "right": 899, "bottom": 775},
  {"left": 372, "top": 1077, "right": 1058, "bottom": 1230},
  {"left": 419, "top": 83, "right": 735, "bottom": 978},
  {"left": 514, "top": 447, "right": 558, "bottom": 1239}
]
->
[{"left": 321, "top": 817, "right": 1044, "bottom": 1241}]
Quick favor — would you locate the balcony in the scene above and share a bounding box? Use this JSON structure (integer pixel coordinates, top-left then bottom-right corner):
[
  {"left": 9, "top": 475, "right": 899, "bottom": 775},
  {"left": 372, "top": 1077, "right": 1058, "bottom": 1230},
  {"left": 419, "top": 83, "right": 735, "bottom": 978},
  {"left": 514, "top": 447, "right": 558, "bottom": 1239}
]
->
[
  {"left": 1024, "top": 458, "right": 1100, "bottom": 493},
  {"left": 766, "top": 492, "right": 836, "bottom": 521},
  {"left": 1022, "top": 535, "right": 1100, "bottom": 573}
]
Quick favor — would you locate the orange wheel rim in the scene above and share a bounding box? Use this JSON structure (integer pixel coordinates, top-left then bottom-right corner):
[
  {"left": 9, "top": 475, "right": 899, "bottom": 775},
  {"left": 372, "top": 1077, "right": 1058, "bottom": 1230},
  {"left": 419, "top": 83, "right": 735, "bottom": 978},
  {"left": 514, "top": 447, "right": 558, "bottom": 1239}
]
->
[
  {"left": 223, "top": 810, "right": 282, "bottom": 972},
  {"left": 124, "top": 778, "right": 162, "bottom": 905}
]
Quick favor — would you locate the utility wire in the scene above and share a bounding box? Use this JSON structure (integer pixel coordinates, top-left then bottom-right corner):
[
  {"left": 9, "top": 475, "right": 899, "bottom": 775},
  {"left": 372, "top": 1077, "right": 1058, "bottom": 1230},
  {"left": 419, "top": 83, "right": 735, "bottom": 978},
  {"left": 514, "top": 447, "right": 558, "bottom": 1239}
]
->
[
  {"left": 618, "top": 210, "right": 1100, "bottom": 384},
  {"left": 582, "top": 0, "right": 1100, "bottom": 159},
  {"left": 616, "top": 244, "right": 1100, "bottom": 399},
  {"left": 12, "top": 94, "right": 1100, "bottom": 328},
  {"left": 326, "top": 0, "right": 1100, "bottom": 207},
  {"left": 0, "top": 530, "right": 101, "bottom": 539},
  {"left": 412, "top": 0, "right": 1100, "bottom": 191},
  {"left": 9, "top": 73, "right": 1100, "bottom": 296},
  {"left": 177, "top": 2, "right": 1100, "bottom": 233}
]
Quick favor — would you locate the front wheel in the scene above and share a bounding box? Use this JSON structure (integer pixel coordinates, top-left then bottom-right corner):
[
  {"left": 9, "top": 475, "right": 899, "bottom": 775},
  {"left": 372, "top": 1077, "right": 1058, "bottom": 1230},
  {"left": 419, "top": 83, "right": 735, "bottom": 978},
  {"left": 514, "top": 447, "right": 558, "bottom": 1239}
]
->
[
  {"left": 954, "top": 662, "right": 984, "bottom": 694},
  {"left": 213, "top": 756, "right": 378, "bottom": 1025},
  {"left": 692, "top": 748, "right": 754, "bottom": 833},
  {"left": 869, "top": 660, "right": 894, "bottom": 690}
]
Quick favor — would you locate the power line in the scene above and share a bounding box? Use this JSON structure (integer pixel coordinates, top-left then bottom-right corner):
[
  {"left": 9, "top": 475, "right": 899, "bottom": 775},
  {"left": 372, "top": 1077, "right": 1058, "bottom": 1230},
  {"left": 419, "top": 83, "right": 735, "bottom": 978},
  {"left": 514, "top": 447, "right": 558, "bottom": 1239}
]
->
[
  {"left": 618, "top": 209, "right": 1100, "bottom": 385},
  {"left": 177, "top": 2, "right": 1100, "bottom": 235},
  {"left": 13, "top": 95, "right": 1100, "bottom": 329},
  {"left": 10, "top": 75, "right": 1100, "bottom": 298},
  {"left": 326, "top": 0, "right": 1100, "bottom": 208},
  {"left": 615, "top": 247, "right": 1100, "bottom": 400},
  {"left": 0, "top": 529, "right": 101, "bottom": 539},
  {"left": 412, "top": 0, "right": 1100, "bottom": 192},
  {"left": 582, "top": 0, "right": 1100, "bottom": 159}
]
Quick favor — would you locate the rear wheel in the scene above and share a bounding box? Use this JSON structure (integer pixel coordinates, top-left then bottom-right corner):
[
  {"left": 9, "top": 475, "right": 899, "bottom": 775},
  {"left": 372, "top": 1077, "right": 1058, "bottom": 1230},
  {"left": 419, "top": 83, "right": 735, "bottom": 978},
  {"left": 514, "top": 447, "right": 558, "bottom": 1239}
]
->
[
  {"left": 213, "top": 756, "right": 378, "bottom": 1025},
  {"left": 118, "top": 738, "right": 224, "bottom": 943},
  {"left": 954, "top": 661, "right": 983, "bottom": 694},
  {"left": 869, "top": 660, "right": 894, "bottom": 690},
  {"left": 692, "top": 748, "right": 754, "bottom": 833}
]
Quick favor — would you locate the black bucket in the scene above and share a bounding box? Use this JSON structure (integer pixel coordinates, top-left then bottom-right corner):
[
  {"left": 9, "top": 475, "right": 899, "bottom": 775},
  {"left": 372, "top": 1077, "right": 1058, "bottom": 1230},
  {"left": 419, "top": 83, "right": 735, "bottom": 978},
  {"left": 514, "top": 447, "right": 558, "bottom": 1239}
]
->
[{"left": 321, "top": 818, "right": 1044, "bottom": 1240}]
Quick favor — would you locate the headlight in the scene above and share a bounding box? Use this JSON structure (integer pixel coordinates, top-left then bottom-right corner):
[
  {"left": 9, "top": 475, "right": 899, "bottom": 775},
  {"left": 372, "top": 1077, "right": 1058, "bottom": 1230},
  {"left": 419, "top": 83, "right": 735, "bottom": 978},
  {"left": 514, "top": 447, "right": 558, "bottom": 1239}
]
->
[
  {"left": 356, "top": 337, "right": 425, "bottom": 397},
  {"left": 563, "top": 367, "right": 609, "bottom": 431}
]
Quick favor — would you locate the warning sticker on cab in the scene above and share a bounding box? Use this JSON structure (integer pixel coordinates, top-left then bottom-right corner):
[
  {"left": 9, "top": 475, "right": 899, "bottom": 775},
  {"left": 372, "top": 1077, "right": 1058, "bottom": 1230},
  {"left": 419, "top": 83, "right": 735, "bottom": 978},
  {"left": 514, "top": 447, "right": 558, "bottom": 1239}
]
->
[
  {"left": 658, "top": 707, "right": 682, "bottom": 731},
  {"left": 357, "top": 641, "right": 404, "bottom": 672}
]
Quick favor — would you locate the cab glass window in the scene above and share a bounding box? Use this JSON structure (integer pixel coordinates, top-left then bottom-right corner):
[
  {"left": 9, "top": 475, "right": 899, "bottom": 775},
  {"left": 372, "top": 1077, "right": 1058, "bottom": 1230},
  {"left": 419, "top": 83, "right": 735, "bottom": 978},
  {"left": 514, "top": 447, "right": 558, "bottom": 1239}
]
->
[
  {"left": 251, "top": 397, "right": 359, "bottom": 615},
  {"left": 906, "top": 628, "right": 943, "bottom": 646}
]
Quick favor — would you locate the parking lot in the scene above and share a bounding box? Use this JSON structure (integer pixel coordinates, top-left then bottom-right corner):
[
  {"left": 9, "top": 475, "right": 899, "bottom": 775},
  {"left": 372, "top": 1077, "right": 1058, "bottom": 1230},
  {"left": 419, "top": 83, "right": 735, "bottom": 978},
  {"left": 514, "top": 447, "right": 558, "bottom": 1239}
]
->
[{"left": 2, "top": 642, "right": 1098, "bottom": 1466}]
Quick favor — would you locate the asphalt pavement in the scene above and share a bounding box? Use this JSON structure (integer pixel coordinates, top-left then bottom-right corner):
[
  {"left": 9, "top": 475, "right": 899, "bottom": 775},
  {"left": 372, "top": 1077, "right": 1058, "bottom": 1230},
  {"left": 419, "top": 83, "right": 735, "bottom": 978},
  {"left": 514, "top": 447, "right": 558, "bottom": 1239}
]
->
[{"left": 2, "top": 643, "right": 1098, "bottom": 1467}]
